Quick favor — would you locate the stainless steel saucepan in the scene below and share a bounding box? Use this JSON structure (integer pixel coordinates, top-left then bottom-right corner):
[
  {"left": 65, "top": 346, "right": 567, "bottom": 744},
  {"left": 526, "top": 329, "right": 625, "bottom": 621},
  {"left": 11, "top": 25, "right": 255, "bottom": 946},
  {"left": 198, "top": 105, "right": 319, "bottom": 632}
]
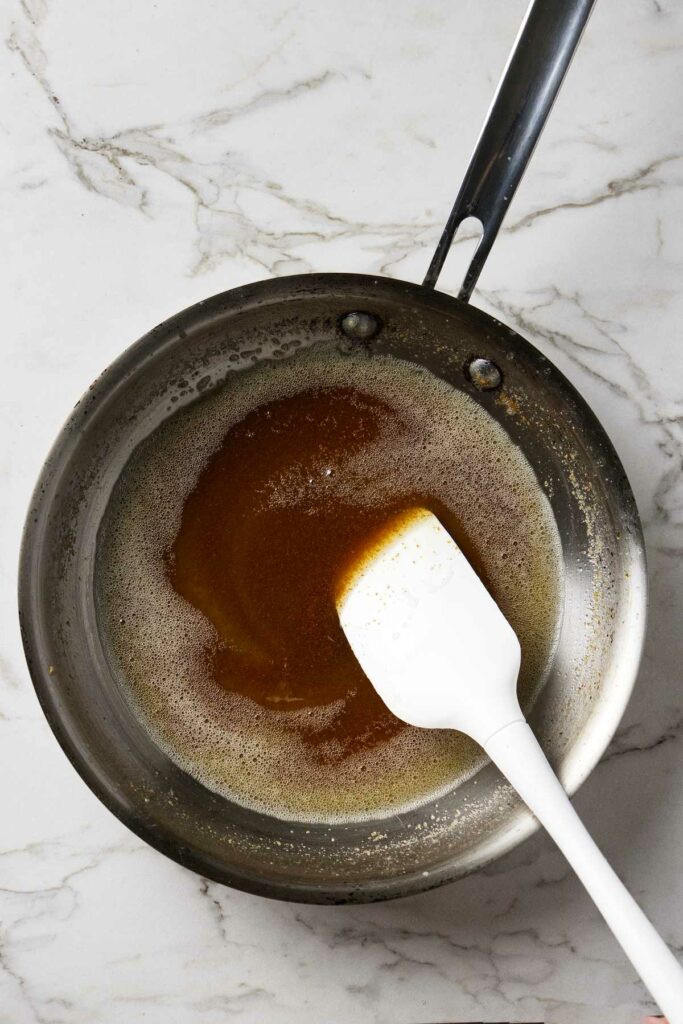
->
[{"left": 19, "top": 0, "right": 646, "bottom": 903}]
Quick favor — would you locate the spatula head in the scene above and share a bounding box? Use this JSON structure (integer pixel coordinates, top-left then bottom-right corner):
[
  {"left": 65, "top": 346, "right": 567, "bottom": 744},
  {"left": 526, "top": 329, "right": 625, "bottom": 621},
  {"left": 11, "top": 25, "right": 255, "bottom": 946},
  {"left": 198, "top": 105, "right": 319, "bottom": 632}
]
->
[{"left": 336, "top": 508, "right": 523, "bottom": 745}]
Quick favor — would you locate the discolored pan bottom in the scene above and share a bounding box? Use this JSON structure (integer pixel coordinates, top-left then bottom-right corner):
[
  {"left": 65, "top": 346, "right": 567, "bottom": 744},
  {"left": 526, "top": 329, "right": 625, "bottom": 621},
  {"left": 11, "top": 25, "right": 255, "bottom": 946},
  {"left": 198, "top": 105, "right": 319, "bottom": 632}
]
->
[{"left": 98, "top": 347, "right": 562, "bottom": 822}]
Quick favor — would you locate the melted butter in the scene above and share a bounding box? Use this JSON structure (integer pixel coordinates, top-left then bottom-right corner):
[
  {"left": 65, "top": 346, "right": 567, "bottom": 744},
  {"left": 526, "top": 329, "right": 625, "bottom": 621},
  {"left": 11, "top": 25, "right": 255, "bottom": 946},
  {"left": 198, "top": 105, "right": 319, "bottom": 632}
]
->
[{"left": 99, "top": 350, "right": 562, "bottom": 822}]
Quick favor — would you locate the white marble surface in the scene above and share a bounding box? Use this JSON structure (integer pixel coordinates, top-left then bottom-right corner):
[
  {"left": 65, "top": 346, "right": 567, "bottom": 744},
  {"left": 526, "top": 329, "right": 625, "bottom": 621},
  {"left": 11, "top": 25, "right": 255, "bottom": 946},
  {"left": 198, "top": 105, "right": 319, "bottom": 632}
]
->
[{"left": 2, "top": 0, "right": 682, "bottom": 1021}]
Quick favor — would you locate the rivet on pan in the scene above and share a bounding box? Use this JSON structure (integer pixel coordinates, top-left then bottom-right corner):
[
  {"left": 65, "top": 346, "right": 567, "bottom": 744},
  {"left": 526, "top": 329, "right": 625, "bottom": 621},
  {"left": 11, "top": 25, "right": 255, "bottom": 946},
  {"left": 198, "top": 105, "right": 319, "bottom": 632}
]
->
[
  {"left": 466, "top": 357, "right": 502, "bottom": 390},
  {"left": 340, "top": 312, "right": 381, "bottom": 341}
]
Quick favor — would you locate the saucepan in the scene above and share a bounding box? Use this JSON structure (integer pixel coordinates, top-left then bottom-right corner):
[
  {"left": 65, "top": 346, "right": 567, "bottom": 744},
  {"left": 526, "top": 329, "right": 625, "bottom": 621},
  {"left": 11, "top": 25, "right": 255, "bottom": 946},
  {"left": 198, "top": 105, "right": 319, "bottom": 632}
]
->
[{"left": 19, "top": 0, "right": 646, "bottom": 903}]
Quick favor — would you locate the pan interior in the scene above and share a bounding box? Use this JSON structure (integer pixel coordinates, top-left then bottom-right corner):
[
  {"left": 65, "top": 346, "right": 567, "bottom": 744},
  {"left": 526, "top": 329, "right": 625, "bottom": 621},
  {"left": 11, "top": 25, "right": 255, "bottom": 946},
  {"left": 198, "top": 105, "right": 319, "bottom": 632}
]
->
[
  {"left": 95, "top": 345, "right": 563, "bottom": 824},
  {"left": 20, "top": 275, "right": 645, "bottom": 902}
]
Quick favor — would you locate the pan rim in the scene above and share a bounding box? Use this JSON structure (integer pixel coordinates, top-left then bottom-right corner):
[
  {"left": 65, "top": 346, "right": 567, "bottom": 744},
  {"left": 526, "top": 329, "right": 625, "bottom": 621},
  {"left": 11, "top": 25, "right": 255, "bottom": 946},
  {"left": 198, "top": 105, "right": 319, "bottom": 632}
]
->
[{"left": 17, "top": 272, "right": 648, "bottom": 903}]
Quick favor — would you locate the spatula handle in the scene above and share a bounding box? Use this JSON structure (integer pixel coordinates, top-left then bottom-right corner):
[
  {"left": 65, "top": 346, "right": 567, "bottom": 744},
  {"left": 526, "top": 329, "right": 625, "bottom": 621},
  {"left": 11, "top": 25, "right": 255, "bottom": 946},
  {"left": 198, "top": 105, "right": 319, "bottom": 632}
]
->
[{"left": 484, "top": 720, "right": 683, "bottom": 1022}]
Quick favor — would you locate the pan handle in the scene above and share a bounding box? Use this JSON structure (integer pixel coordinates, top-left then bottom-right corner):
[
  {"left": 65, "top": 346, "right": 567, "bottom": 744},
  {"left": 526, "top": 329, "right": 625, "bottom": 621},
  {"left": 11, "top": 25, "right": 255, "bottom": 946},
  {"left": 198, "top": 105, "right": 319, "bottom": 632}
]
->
[{"left": 423, "top": 0, "right": 597, "bottom": 301}]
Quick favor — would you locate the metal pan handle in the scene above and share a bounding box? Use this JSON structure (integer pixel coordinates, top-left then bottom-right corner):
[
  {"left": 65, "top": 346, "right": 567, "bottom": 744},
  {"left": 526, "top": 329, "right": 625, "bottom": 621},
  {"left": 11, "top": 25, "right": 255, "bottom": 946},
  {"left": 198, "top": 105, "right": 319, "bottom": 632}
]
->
[{"left": 423, "top": 0, "right": 597, "bottom": 301}]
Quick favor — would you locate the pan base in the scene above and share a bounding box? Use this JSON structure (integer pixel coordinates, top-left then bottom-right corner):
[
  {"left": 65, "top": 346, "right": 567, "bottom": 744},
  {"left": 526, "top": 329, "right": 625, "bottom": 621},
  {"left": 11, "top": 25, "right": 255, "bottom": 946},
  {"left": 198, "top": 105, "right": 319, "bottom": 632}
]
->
[{"left": 98, "top": 346, "right": 563, "bottom": 823}]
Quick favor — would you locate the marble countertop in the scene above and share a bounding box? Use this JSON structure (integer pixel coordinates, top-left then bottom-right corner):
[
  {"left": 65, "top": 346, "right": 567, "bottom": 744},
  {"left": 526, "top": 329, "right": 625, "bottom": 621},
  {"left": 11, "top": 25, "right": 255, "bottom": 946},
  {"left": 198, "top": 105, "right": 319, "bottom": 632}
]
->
[{"left": 2, "top": 0, "right": 682, "bottom": 1021}]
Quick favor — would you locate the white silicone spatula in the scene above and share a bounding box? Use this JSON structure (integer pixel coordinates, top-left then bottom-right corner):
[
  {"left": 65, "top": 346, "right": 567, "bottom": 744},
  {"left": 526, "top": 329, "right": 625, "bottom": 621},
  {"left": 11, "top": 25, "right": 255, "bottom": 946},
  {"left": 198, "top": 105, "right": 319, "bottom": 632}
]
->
[{"left": 337, "top": 508, "right": 683, "bottom": 1023}]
